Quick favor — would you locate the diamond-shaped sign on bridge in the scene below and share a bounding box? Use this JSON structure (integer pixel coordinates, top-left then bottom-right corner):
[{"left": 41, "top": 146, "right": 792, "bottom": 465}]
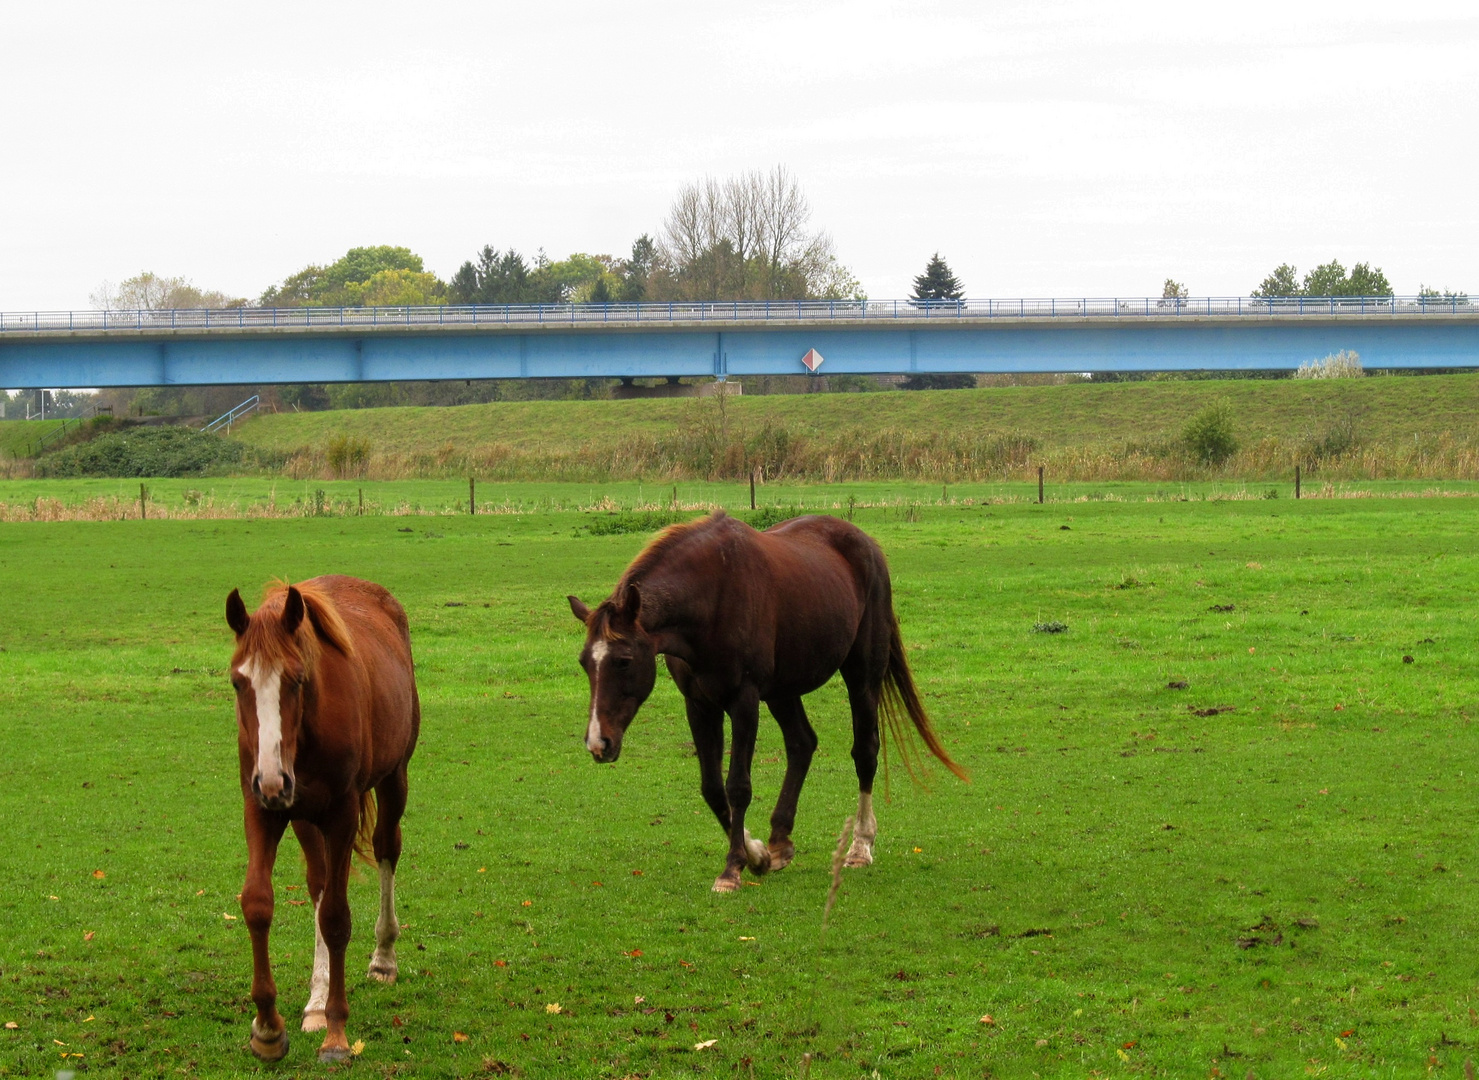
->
[{"left": 800, "top": 348, "right": 824, "bottom": 372}]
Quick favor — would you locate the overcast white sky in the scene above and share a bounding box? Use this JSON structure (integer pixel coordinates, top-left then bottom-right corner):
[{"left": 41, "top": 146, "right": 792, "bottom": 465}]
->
[{"left": 3, "top": 0, "right": 1476, "bottom": 309}]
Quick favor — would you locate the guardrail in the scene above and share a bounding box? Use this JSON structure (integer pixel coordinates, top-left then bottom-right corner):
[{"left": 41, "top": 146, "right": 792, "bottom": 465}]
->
[{"left": 0, "top": 295, "right": 1472, "bottom": 335}]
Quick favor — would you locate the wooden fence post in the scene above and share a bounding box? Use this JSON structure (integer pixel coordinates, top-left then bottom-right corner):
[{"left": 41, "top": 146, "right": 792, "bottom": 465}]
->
[
  {"left": 1037, "top": 466, "right": 1044, "bottom": 504},
  {"left": 750, "top": 471, "right": 756, "bottom": 510},
  {"left": 469, "top": 477, "right": 476, "bottom": 516},
  {"left": 358, "top": 488, "right": 364, "bottom": 516},
  {"left": 1295, "top": 464, "right": 1301, "bottom": 500},
  {"left": 139, "top": 483, "right": 147, "bottom": 520}
]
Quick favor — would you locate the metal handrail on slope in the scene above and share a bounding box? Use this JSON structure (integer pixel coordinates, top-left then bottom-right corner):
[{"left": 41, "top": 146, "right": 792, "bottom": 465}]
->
[
  {"left": 201, "top": 395, "right": 260, "bottom": 434},
  {"left": 0, "top": 295, "right": 1473, "bottom": 336}
]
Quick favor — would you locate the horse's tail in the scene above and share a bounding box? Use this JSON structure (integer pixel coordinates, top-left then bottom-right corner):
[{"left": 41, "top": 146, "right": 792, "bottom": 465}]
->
[
  {"left": 879, "top": 610, "right": 970, "bottom": 785},
  {"left": 354, "top": 789, "right": 379, "bottom": 866}
]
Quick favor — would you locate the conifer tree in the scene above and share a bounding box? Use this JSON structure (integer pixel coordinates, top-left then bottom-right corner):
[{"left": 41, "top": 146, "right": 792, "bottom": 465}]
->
[{"left": 911, "top": 253, "right": 964, "bottom": 301}]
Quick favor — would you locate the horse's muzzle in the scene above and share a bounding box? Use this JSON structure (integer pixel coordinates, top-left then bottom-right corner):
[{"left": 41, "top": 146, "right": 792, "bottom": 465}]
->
[
  {"left": 252, "top": 772, "right": 296, "bottom": 810},
  {"left": 590, "top": 737, "right": 621, "bottom": 764}
]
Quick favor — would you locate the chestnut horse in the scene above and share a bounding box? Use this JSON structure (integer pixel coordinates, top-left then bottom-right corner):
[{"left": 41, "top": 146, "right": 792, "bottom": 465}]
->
[
  {"left": 568, "top": 511, "right": 967, "bottom": 893},
  {"left": 225, "top": 576, "right": 420, "bottom": 1063}
]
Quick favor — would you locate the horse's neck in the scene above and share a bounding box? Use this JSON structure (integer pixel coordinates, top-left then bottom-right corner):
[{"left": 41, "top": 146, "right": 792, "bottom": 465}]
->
[{"left": 633, "top": 573, "right": 699, "bottom": 659}]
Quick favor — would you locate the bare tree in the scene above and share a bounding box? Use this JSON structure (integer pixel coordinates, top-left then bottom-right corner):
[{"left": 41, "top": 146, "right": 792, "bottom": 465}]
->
[
  {"left": 656, "top": 167, "right": 858, "bottom": 301},
  {"left": 91, "top": 271, "right": 246, "bottom": 310}
]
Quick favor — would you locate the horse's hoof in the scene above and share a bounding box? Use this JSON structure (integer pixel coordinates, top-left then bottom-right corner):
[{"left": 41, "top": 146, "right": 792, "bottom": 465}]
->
[
  {"left": 712, "top": 873, "right": 741, "bottom": 893},
  {"left": 744, "top": 842, "right": 772, "bottom": 876},
  {"left": 843, "top": 847, "right": 874, "bottom": 868},
  {"left": 767, "top": 842, "right": 795, "bottom": 872},
  {"left": 249, "top": 1021, "right": 289, "bottom": 1062},
  {"left": 367, "top": 961, "right": 397, "bottom": 984},
  {"left": 318, "top": 1042, "right": 352, "bottom": 1063},
  {"left": 301, "top": 1010, "right": 327, "bottom": 1033}
]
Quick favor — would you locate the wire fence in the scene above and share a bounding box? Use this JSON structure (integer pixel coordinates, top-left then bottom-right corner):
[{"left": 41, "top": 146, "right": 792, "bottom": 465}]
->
[{"left": 1, "top": 295, "right": 1473, "bottom": 335}]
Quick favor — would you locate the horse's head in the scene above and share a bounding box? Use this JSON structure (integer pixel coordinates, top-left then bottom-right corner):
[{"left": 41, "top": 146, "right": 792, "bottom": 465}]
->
[
  {"left": 568, "top": 584, "right": 657, "bottom": 764},
  {"left": 226, "top": 584, "right": 319, "bottom": 811}
]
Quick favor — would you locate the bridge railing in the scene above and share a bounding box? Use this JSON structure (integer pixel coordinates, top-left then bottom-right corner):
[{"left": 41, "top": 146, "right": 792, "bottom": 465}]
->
[{"left": 0, "top": 295, "right": 1472, "bottom": 334}]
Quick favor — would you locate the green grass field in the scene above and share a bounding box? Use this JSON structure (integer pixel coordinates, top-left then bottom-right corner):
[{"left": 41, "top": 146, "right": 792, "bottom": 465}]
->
[{"left": 2, "top": 488, "right": 1479, "bottom": 1077}]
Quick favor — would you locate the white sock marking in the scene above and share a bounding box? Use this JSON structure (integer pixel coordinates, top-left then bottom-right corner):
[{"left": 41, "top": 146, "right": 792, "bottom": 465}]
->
[
  {"left": 305, "top": 899, "right": 329, "bottom": 1014},
  {"left": 371, "top": 859, "right": 398, "bottom": 977}
]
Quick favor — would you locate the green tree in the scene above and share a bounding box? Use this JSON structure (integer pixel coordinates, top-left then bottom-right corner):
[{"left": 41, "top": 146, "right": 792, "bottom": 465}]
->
[
  {"left": 621, "top": 235, "right": 656, "bottom": 301},
  {"left": 1251, "top": 263, "right": 1301, "bottom": 298},
  {"left": 260, "top": 246, "right": 439, "bottom": 307},
  {"left": 1252, "top": 260, "right": 1393, "bottom": 299},
  {"left": 447, "top": 246, "right": 558, "bottom": 305},
  {"left": 911, "top": 254, "right": 964, "bottom": 301}
]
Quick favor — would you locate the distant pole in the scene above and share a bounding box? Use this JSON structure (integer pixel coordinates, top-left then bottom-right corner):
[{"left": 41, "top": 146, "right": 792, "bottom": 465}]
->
[
  {"left": 750, "top": 470, "right": 756, "bottom": 510},
  {"left": 139, "top": 483, "right": 147, "bottom": 520},
  {"left": 1295, "top": 464, "right": 1301, "bottom": 500},
  {"left": 469, "top": 477, "right": 476, "bottom": 516},
  {"left": 358, "top": 488, "right": 364, "bottom": 516},
  {"left": 1037, "top": 466, "right": 1044, "bottom": 504}
]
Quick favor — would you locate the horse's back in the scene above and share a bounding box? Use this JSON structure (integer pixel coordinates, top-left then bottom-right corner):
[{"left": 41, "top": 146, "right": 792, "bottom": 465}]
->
[{"left": 304, "top": 575, "right": 419, "bottom": 773}]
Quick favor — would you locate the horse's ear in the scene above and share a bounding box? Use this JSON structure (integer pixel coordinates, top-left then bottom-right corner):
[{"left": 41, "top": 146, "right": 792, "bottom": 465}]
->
[
  {"left": 567, "top": 595, "right": 591, "bottom": 623},
  {"left": 619, "top": 582, "right": 641, "bottom": 621},
  {"left": 226, "top": 589, "right": 249, "bottom": 637},
  {"left": 281, "top": 586, "right": 306, "bottom": 635}
]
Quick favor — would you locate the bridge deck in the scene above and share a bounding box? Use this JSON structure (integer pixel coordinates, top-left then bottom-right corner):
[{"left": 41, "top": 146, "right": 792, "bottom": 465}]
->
[{"left": 2, "top": 297, "right": 1476, "bottom": 386}]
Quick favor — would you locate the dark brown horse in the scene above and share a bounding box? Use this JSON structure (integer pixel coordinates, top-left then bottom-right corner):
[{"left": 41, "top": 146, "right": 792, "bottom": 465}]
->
[
  {"left": 225, "top": 576, "right": 420, "bottom": 1062},
  {"left": 568, "top": 511, "right": 966, "bottom": 893}
]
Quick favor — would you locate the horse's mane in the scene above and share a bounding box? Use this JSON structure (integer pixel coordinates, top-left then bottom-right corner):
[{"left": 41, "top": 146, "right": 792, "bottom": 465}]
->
[
  {"left": 238, "top": 579, "right": 357, "bottom": 669},
  {"left": 591, "top": 512, "right": 728, "bottom": 641}
]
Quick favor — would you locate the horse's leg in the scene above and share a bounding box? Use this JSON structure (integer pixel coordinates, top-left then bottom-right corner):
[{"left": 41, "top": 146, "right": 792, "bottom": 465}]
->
[
  {"left": 313, "top": 800, "right": 360, "bottom": 1063},
  {"left": 290, "top": 820, "right": 330, "bottom": 1032},
  {"left": 685, "top": 694, "right": 731, "bottom": 835},
  {"left": 764, "top": 696, "right": 818, "bottom": 871},
  {"left": 368, "top": 764, "right": 409, "bottom": 984},
  {"left": 840, "top": 665, "right": 882, "bottom": 868},
  {"left": 241, "top": 806, "right": 290, "bottom": 1061},
  {"left": 716, "top": 687, "right": 769, "bottom": 893}
]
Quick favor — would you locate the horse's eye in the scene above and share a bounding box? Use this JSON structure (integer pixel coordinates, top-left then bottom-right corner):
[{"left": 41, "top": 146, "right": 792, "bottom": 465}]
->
[{"left": 613, "top": 658, "right": 631, "bottom": 670}]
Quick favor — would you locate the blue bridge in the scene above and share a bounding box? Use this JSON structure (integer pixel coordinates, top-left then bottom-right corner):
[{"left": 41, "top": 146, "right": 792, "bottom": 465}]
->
[{"left": 2, "top": 296, "right": 1477, "bottom": 388}]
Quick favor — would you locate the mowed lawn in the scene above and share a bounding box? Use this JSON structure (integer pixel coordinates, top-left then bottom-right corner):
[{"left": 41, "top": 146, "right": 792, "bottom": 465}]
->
[{"left": 1, "top": 493, "right": 1478, "bottom": 1078}]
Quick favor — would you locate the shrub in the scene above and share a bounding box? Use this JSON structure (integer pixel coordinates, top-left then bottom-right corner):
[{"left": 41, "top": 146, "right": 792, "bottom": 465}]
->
[
  {"left": 1294, "top": 350, "right": 1363, "bottom": 379},
  {"left": 747, "top": 506, "right": 804, "bottom": 530},
  {"left": 35, "top": 426, "right": 264, "bottom": 478},
  {"left": 326, "top": 434, "right": 371, "bottom": 478},
  {"left": 1182, "top": 401, "right": 1239, "bottom": 466}
]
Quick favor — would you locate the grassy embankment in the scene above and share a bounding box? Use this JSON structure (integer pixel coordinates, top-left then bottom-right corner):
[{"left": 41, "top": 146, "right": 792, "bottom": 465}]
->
[
  {"left": 2, "top": 493, "right": 1479, "bottom": 1076},
  {"left": 226, "top": 375, "right": 1479, "bottom": 484}
]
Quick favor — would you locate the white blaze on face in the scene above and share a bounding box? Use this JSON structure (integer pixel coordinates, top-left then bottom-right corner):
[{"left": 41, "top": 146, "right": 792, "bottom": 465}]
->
[
  {"left": 586, "top": 641, "right": 609, "bottom": 754},
  {"left": 238, "top": 655, "right": 285, "bottom": 791}
]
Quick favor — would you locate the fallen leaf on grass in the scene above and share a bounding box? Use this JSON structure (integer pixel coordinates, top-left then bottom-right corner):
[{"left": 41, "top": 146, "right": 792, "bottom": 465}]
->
[
  {"left": 626, "top": 949, "right": 643, "bottom": 957},
  {"left": 92, "top": 870, "right": 105, "bottom": 880},
  {"left": 4, "top": 1022, "right": 17, "bottom": 1029},
  {"left": 83, "top": 932, "right": 94, "bottom": 942},
  {"left": 738, "top": 936, "right": 755, "bottom": 942},
  {"left": 1246, "top": 562, "right": 1263, "bottom": 570},
  {"left": 679, "top": 960, "right": 694, "bottom": 969},
  {"left": 494, "top": 960, "right": 507, "bottom": 967},
  {"left": 634, "top": 996, "right": 645, "bottom": 1005},
  {"left": 521, "top": 900, "right": 532, "bottom": 907},
  {"left": 693, "top": 1039, "right": 717, "bottom": 1051},
  {"left": 631, "top": 870, "right": 644, "bottom": 876},
  {"left": 392, "top": 1016, "right": 403, "bottom": 1027},
  {"left": 83, "top": 1017, "right": 93, "bottom": 1023},
  {"left": 1117, "top": 1048, "right": 1130, "bottom": 1061},
  {"left": 478, "top": 868, "right": 486, "bottom": 874},
  {"left": 351, "top": 1039, "right": 365, "bottom": 1055},
  {"left": 454, "top": 1031, "right": 469, "bottom": 1042},
  {"left": 912, "top": 847, "right": 923, "bottom": 853},
  {"left": 1334, "top": 704, "right": 1345, "bottom": 711},
  {"left": 545, "top": 1004, "right": 562, "bottom": 1015},
  {"left": 1248, "top": 647, "right": 1256, "bottom": 655},
  {"left": 979, "top": 1015, "right": 995, "bottom": 1026},
  {"left": 1166, "top": 680, "right": 1189, "bottom": 690},
  {"left": 223, "top": 914, "right": 237, "bottom": 921},
  {"left": 195, "top": 890, "right": 204, "bottom": 896}
]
